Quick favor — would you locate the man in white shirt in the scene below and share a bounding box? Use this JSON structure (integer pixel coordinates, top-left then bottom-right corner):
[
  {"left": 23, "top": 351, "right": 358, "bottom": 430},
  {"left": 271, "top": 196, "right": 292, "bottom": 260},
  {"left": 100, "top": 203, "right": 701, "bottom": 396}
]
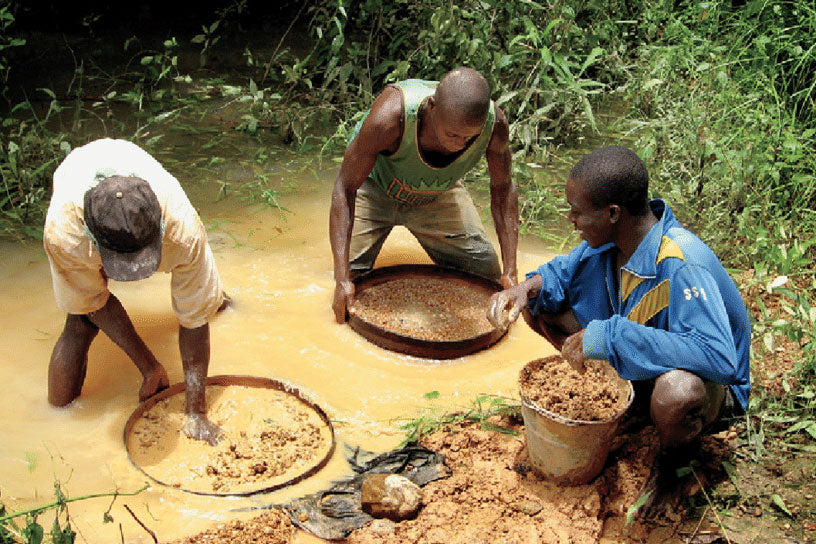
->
[{"left": 44, "top": 138, "right": 228, "bottom": 445}]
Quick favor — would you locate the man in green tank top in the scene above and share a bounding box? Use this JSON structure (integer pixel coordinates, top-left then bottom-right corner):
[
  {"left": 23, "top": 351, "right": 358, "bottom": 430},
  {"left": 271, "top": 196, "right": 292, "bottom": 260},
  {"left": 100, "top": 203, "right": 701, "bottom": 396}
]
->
[{"left": 330, "top": 67, "right": 519, "bottom": 323}]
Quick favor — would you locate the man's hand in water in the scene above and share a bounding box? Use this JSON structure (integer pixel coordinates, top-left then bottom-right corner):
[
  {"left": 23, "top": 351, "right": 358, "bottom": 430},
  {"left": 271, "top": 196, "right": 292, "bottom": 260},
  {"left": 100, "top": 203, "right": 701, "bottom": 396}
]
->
[
  {"left": 139, "top": 364, "right": 169, "bottom": 402},
  {"left": 183, "top": 413, "right": 224, "bottom": 446},
  {"left": 332, "top": 279, "right": 355, "bottom": 324}
]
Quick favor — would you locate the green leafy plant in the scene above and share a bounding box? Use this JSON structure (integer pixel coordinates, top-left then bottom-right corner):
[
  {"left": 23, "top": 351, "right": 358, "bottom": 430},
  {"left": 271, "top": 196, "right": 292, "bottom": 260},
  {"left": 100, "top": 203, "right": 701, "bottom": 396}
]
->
[
  {"left": 771, "top": 493, "right": 793, "bottom": 518},
  {"left": 0, "top": 98, "right": 72, "bottom": 239},
  {"left": 192, "top": 0, "right": 248, "bottom": 68},
  {"left": 0, "top": 482, "right": 148, "bottom": 544},
  {"left": 397, "top": 393, "right": 520, "bottom": 446},
  {"left": 625, "top": 489, "right": 653, "bottom": 526},
  {"left": 118, "top": 35, "right": 185, "bottom": 113},
  {"left": 0, "top": 2, "right": 25, "bottom": 95},
  {"left": 191, "top": 21, "right": 222, "bottom": 69}
]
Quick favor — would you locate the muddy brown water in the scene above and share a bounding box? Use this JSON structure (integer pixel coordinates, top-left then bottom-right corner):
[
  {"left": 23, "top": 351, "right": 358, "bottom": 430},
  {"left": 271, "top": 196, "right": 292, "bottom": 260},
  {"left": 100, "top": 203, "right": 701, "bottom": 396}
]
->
[{"left": 0, "top": 153, "right": 562, "bottom": 543}]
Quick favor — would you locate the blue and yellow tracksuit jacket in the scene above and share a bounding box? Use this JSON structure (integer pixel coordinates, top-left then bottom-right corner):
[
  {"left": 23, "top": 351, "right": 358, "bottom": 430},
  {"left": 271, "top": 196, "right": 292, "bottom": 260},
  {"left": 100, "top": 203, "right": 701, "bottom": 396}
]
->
[{"left": 526, "top": 200, "right": 750, "bottom": 411}]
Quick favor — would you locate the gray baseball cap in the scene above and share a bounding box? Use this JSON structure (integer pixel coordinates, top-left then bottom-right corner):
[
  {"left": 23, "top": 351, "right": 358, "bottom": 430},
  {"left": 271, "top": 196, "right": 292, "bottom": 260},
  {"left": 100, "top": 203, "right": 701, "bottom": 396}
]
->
[{"left": 83, "top": 176, "right": 163, "bottom": 281}]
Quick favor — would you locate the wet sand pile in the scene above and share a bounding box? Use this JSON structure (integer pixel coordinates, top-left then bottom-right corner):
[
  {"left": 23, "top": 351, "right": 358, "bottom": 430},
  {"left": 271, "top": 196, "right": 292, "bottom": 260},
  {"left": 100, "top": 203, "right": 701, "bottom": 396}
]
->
[
  {"left": 519, "top": 356, "right": 630, "bottom": 421},
  {"left": 128, "top": 385, "right": 333, "bottom": 494},
  {"left": 348, "top": 417, "right": 662, "bottom": 544},
  {"left": 169, "top": 509, "right": 293, "bottom": 544},
  {"left": 351, "top": 277, "right": 495, "bottom": 341},
  {"left": 166, "top": 417, "right": 738, "bottom": 544}
]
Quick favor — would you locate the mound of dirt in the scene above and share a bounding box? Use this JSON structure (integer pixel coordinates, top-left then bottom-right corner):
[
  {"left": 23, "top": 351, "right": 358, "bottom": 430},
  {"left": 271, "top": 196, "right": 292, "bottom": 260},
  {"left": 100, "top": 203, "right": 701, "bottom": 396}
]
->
[
  {"left": 169, "top": 509, "right": 293, "bottom": 544},
  {"left": 345, "top": 418, "right": 653, "bottom": 544},
  {"left": 348, "top": 417, "right": 739, "bottom": 544},
  {"left": 165, "top": 416, "right": 738, "bottom": 544}
]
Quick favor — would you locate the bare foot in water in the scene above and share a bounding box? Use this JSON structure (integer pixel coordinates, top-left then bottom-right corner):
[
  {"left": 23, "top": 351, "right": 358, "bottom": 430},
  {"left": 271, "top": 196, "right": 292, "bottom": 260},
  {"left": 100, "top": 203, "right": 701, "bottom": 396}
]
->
[{"left": 139, "top": 365, "right": 170, "bottom": 401}]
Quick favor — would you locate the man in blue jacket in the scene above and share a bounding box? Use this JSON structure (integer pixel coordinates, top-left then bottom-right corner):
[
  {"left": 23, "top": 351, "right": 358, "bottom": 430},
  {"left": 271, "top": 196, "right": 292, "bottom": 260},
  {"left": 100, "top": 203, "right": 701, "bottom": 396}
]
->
[{"left": 488, "top": 146, "right": 750, "bottom": 472}]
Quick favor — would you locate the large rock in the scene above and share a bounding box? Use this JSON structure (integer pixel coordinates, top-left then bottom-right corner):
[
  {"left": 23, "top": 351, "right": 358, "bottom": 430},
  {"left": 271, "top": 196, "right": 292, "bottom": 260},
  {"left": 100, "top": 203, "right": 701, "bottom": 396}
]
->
[{"left": 360, "top": 473, "right": 423, "bottom": 521}]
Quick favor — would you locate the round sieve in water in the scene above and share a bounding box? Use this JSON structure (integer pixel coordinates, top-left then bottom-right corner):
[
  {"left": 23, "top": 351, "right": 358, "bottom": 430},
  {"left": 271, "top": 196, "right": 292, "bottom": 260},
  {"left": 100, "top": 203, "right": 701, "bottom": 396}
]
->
[{"left": 123, "top": 375, "right": 335, "bottom": 496}]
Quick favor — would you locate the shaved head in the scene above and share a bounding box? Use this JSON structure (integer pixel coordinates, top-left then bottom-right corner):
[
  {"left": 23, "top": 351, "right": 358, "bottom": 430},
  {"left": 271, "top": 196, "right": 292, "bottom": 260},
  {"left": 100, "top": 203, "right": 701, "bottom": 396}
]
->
[
  {"left": 570, "top": 146, "right": 650, "bottom": 216},
  {"left": 435, "top": 67, "right": 491, "bottom": 122}
]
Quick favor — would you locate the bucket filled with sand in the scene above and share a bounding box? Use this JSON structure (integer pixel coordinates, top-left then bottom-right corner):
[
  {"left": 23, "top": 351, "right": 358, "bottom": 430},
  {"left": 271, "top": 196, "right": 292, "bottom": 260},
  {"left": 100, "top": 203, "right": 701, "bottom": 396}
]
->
[{"left": 518, "top": 355, "right": 633, "bottom": 485}]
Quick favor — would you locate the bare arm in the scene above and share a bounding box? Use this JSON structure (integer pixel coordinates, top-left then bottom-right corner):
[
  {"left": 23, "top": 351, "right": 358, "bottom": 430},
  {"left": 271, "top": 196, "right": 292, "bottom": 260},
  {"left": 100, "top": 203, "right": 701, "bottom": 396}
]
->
[
  {"left": 87, "top": 293, "right": 168, "bottom": 401},
  {"left": 487, "top": 273, "right": 582, "bottom": 350},
  {"left": 485, "top": 106, "right": 519, "bottom": 289},
  {"left": 329, "top": 86, "right": 403, "bottom": 323},
  {"left": 179, "top": 323, "right": 222, "bottom": 445}
]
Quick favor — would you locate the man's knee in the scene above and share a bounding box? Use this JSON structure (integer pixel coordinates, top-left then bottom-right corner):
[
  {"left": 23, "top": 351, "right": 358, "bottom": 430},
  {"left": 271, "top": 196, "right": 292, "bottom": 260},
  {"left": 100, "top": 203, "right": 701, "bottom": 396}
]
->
[
  {"left": 468, "top": 251, "right": 501, "bottom": 281},
  {"left": 526, "top": 310, "right": 581, "bottom": 350},
  {"left": 64, "top": 313, "right": 100, "bottom": 335},
  {"left": 650, "top": 369, "right": 712, "bottom": 449},
  {"left": 460, "top": 236, "right": 501, "bottom": 279}
]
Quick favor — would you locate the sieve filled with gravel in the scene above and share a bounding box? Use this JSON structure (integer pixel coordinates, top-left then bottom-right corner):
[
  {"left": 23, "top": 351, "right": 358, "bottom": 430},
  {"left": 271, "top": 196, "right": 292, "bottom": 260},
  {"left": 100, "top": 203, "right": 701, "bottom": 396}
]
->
[
  {"left": 124, "top": 375, "right": 336, "bottom": 496},
  {"left": 348, "top": 265, "right": 507, "bottom": 358}
]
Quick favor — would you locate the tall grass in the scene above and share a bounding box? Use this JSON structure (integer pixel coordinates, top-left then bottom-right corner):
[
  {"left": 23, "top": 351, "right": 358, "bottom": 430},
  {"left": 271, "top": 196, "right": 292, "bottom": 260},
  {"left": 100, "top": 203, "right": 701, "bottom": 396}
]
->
[
  {"left": 617, "top": 1, "right": 816, "bottom": 425},
  {"left": 275, "top": 0, "right": 628, "bottom": 156}
]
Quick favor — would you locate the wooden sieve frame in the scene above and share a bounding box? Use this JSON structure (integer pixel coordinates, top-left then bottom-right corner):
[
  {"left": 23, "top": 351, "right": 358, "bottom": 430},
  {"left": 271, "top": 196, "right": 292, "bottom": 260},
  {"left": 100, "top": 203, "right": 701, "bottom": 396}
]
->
[{"left": 348, "top": 264, "right": 508, "bottom": 359}]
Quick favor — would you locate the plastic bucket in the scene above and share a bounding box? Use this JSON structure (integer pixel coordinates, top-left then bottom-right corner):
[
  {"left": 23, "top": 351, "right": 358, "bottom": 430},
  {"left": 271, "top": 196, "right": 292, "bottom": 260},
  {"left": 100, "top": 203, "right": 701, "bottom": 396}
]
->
[{"left": 520, "top": 363, "right": 634, "bottom": 486}]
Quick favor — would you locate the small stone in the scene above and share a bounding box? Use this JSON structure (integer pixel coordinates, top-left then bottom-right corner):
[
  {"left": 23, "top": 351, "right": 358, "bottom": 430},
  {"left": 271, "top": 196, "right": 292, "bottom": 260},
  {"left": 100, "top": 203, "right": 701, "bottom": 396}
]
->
[
  {"left": 361, "top": 473, "right": 423, "bottom": 521},
  {"left": 368, "top": 519, "right": 397, "bottom": 535},
  {"left": 665, "top": 509, "right": 682, "bottom": 522},
  {"left": 510, "top": 500, "right": 542, "bottom": 516}
]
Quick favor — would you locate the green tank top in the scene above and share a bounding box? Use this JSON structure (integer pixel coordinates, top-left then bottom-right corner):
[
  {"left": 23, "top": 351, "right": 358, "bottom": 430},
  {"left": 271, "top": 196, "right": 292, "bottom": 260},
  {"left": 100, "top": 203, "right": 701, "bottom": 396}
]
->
[{"left": 349, "top": 79, "right": 496, "bottom": 206}]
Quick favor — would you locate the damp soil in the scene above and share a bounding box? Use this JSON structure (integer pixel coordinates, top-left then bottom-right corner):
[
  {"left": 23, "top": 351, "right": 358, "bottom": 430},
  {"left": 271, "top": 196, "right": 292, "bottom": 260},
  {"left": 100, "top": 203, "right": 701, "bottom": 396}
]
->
[
  {"left": 168, "top": 510, "right": 295, "bottom": 544},
  {"left": 155, "top": 270, "right": 816, "bottom": 544},
  {"left": 350, "top": 277, "right": 495, "bottom": 342},
  {"left": 348, "top": 418, "right": 661, "bottom": 544},
  {"left": 519, "top": 356, "right": 630, "bottom": 421},
  {"left": 128, "top": 385, "right": 333, "bottom": 495},
  {"left": 166, "top": 416, "right": 746, "bottom": 544}
]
